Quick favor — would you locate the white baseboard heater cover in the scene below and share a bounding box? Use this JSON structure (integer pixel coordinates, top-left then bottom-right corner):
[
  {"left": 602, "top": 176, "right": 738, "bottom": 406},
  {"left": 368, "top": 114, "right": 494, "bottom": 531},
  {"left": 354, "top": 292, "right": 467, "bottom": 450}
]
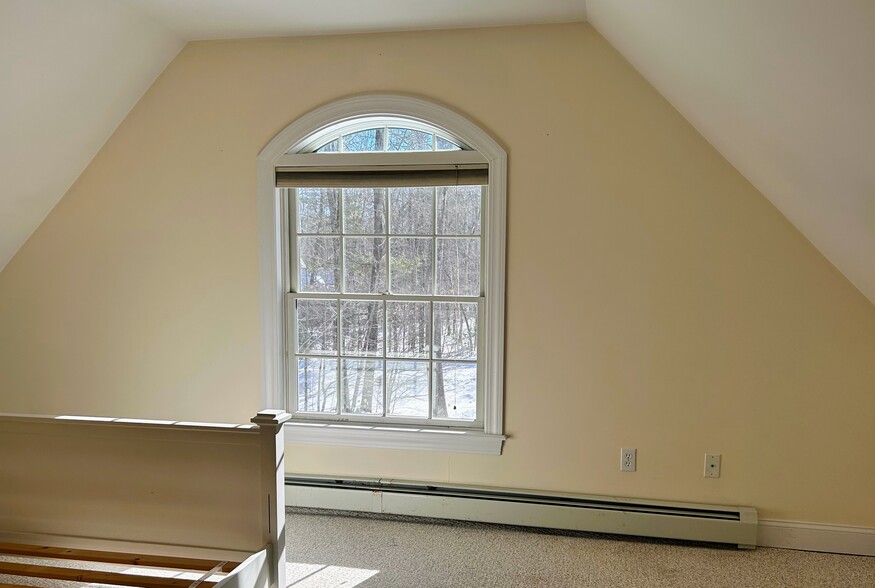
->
[{"left": 285, "top": 476, "right": 758, "bottom": 549}]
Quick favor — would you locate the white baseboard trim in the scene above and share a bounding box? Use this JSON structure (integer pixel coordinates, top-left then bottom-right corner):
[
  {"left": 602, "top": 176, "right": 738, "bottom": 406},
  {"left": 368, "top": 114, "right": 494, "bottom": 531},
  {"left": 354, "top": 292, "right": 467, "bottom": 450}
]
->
[
  {"left": 285, "top": 477, "right": 875, "bottom": 556},
  {"left": 758, "top": 519, "right": 875, "bottom": 556}
]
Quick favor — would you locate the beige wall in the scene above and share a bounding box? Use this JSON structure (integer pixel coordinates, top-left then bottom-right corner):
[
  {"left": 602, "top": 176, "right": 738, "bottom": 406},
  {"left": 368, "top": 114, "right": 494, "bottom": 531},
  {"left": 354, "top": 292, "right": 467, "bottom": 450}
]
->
[{"left": 0, "top": 23, "right": 873, "bottom": 526}]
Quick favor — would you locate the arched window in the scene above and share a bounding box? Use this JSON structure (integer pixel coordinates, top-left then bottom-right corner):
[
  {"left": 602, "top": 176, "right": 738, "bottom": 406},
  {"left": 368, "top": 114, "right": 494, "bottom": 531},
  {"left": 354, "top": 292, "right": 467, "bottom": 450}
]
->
[
  {"left": 258, "top": 96, "right": 506, "bottom": 454},
  {"left": 297, "top": 117, "right": 464, "bottom": 153}
]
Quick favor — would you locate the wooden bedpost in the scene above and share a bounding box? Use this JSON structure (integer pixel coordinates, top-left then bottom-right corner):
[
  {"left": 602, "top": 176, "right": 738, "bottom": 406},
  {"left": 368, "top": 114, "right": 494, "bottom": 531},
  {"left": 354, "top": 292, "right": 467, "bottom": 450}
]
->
[{"left": 251, "top": 410, "right": 291, "bottom": 588}]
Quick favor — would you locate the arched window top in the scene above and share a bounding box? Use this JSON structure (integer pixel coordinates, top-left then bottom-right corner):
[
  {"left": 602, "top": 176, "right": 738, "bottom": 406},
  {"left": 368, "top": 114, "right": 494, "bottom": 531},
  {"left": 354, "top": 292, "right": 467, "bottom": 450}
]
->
[{"left": 289, "top": 116, "right": 467, "bottom": 154}]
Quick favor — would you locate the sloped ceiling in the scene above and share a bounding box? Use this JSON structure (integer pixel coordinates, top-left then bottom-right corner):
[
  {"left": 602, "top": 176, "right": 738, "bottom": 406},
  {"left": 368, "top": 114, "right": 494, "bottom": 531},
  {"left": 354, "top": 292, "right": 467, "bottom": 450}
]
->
[
  {"left": 3, "top": 0, "right": 873, "bottom": 306},
  {"left": 122, "top": 0, "right": 588, "bottom": 39},
  {"left": 587, "top": 0, "right": 875, "bottom": 304},
  {"left": 0, "top": 0, "right": 585, "bottom": 275},
  {"left": 0, "top": 0, "right": 183, "bottom": 272}
]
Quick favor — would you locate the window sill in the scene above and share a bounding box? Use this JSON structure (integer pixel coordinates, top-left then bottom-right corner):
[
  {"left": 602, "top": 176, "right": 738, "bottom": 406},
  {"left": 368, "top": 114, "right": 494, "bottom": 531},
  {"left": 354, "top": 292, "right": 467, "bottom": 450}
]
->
[{"left": 284, "top": 421, "right": 505, "bottom": 455}]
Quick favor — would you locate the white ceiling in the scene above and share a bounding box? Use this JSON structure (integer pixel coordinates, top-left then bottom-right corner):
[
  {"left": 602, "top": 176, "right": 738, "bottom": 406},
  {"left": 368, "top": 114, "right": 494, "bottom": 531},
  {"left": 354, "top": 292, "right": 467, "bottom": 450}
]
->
[
  {"left": 0, "top": 0, "right": 183, "bottom": 272},
  {"left": 2, "top": 0, "right": 873, "bottom": 305},
  {"left": 121, "top": 0, "right": 588, "bottom": 39},
  {"left": 587, "top": 0, "right": 875, "bottom": 304}
]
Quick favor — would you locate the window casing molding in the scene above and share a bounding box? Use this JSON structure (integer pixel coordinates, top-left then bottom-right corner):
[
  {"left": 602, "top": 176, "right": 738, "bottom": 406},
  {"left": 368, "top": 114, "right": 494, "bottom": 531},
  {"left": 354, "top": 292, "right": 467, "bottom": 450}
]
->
[{"left": 257, "top": 95, "right": 506, "bottom": 453}]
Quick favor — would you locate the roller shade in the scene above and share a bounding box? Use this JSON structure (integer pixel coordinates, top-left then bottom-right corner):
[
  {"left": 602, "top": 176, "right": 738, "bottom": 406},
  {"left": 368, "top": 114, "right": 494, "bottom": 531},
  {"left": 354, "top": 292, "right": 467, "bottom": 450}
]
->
[{"left": 275, "top": 163, "right": 488, "bottom": 188}]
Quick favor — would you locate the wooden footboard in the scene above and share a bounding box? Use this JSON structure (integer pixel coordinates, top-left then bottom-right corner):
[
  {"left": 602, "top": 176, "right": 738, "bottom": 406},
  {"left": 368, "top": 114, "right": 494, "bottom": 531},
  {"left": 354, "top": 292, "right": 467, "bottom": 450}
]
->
[{"left": 0, "top": 410, "right": 290, "bottom": 588}]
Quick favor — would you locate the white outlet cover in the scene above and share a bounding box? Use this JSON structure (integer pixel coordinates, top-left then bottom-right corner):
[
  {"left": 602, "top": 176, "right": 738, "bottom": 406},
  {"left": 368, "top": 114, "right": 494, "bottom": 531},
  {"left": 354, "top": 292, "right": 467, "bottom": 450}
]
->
[
  {"left": 621, "top": 448, "right": 636, "bottom": 472},
  {"left": 704, "top": 453, "right": 721, "bottom": 478}
]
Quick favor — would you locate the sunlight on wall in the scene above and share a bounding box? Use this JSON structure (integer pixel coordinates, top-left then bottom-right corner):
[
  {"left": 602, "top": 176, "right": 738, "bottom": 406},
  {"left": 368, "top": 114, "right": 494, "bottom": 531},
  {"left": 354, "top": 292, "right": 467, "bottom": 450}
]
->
[{"left": 54, "top": 414, "right": 257, "bottom": 428}]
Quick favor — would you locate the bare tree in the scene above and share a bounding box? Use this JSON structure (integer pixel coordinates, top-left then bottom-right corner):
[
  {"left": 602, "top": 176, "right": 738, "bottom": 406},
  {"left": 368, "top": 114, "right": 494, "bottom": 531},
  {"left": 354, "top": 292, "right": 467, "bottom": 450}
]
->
[{"left": 296, "top": 183, "right": 482, "bottom": 419}]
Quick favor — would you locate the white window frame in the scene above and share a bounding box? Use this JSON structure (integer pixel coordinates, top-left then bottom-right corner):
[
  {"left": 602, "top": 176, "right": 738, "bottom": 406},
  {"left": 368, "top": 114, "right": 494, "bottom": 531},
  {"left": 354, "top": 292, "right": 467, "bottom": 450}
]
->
[{"left": 257, "top": 95, "right": 506, "bottom": 454}]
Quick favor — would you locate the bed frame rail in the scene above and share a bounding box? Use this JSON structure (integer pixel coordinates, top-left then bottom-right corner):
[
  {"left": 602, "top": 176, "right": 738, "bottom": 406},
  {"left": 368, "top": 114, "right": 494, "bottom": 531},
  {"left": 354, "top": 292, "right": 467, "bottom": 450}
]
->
[
  {"left": 0, "top": 540, "right": 265, "bottom": 588},
  {"left": 0, "top": 542, "right": 242, "bottom": 572},
  {"left": 0, "top": 410, "right": 290, "bottom": 588}
]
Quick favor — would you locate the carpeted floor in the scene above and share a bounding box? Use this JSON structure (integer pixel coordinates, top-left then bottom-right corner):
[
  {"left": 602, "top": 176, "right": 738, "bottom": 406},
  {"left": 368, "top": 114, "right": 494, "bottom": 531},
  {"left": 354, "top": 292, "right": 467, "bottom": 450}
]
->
[
  {"left": 284, "top": 508, "right": 875, "bottom": 587},
  {"left": 2, "top": 509, "right": 872, "bottom": 588}
]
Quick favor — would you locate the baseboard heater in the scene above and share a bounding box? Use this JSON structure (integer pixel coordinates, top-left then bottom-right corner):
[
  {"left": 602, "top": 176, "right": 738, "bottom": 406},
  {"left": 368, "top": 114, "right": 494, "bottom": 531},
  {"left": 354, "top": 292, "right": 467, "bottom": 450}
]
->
[{"left": 285, "top": 475, "right": 758, "bottom": 549}]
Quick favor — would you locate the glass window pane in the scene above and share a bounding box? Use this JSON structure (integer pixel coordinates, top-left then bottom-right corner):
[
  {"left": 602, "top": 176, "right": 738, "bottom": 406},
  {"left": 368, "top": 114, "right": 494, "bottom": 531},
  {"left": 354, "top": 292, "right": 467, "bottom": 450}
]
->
[
  {"left": 342, "top": 359, "right": 384, "bottom": 415},
  {"left": 390, "top": 187, "right": 433, "bottom": 235},
  {"left": 297, "top": 357, "right": 338, "bottom": 413},
  {"left": 436, "top": 186, "right": 481, "bottom": 235},
  {"left": 435, "top": 136, "right": 461, "bottom": 151},
  {"left": 341, "top": 300, "right": 384, "bottom": 357},
  {"left": 315, "top": 139, "right": 339, "bottom": 153},
  {"left": 386, "top": 360, "right": 429, "bottom": 417},
  {"left": 433, "top": 302, "right": 477, "bottom": 360},
  {"left": 343, "top": 188, "right": 387, "bottom": 234},
  {"left": 436, "top": 238, "right": 480, "bottom": 296},
  {"left": 390, "top": 237, "right": 433, "bottom": 295},
  {"left": 298, "top": 236, "right": 340, "bottom": 293},
  {"left": 387, "top": 128, "right": 433, "bottom": 151},
  {"left": 387, "top": 301, "right": 430, "bottom": 359},
  {"left": 296, "top": 299, "right": 337, "bottom": 355},
  {"left": 344, "top": 237, "right": 387, "bottom": 294},
  {"left": 297, "top": 188, "right": 340, "bottom": 234},
  {"left": 342, "top": 128, "right": 385, "bottom": 152},
  {"left": 433, "top": 362, "right": 476, "bottom": 420}
]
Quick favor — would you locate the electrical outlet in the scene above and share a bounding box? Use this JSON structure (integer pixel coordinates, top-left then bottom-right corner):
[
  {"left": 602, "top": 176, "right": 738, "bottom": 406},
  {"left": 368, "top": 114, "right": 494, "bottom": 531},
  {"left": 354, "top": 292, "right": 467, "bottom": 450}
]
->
[
  {"left": 704, "top": 453, "right": 721, "bottom": 478},
  {"left": 621, "top": 448, "right": 636, "bottom": 472}
]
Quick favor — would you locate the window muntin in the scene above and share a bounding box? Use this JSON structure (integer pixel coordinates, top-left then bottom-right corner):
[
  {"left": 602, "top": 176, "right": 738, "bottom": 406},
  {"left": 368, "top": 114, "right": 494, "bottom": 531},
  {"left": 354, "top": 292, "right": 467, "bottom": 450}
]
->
[
  {"left": 301, "top": 117, "right": 464, "bottom": 154},
  {"left": 318, "top": 127, "right": 461, "bottom": 153},
  {"left": 290, "top": 184, "right": 484, "bottom": 425}
]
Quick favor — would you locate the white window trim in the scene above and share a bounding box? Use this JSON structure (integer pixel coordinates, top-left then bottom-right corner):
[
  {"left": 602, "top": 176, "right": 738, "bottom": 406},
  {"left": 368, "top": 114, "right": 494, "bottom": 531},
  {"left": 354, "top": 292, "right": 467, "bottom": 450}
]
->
[
  {"left": 284, "top": 422, "right": 504, "bottom": 455},
  {"left": 257, "top": 94, "right": 506, "bottom": 454}
]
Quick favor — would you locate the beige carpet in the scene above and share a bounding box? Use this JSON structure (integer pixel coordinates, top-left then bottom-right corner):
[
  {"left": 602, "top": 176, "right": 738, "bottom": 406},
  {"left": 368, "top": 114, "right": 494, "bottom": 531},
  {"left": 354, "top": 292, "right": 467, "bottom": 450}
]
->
[
  {"left": 284, "top": 508, "right": 875, "bottom": 588},
  {"left": 2, "top": 509, "right": 872, "bottom": 588}
]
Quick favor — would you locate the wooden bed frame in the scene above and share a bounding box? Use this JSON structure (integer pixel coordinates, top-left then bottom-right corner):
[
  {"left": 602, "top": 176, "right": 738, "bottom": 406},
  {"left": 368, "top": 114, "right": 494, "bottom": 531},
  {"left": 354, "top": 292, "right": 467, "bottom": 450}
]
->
[{"left": 0, "top": 409, "right": 291, "bottom": 588}]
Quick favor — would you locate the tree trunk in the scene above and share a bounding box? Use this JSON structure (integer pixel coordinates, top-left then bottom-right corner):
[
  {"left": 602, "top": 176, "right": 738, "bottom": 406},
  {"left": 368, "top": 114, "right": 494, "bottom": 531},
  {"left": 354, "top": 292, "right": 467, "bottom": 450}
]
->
[
  {"left": 359, "top": 188, "right": 385, "bottom": 413},
  {"left": 433, "top": 321, "right": 448, "bottom": 418},
  {"left": 433, "top": 187, "right": 448, "bottom": 418}
]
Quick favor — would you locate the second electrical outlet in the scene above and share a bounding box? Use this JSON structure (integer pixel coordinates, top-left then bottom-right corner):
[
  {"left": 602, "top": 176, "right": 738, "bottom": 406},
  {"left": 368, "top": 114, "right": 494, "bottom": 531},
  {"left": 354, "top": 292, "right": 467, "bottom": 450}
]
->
[{"left": 621, "top": 448, "right": 637, "bottom": 472}]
